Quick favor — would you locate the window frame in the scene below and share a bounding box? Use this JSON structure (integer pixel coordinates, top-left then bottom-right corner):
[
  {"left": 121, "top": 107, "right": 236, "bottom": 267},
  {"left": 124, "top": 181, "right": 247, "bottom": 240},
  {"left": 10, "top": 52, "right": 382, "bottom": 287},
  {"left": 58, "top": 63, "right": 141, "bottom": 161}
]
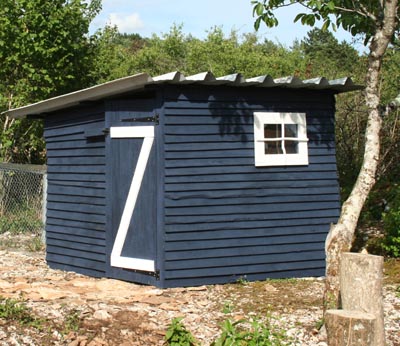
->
[{"left": 253, "top": 112, "right": 309, "bottom": 167}]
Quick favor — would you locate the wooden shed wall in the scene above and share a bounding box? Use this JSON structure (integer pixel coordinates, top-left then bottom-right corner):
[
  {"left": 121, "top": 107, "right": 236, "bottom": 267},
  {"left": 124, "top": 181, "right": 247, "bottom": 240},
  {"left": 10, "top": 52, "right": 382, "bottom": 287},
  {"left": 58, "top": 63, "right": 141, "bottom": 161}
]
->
[
  {"left": 41, "top": 85, "right": 341, "bottom": 288},
  {"left": 44, "top": 104, "right": 107, "bottom": 277},
  {"left": 161, "top": 86, "right": 340, "bottom": 287}
]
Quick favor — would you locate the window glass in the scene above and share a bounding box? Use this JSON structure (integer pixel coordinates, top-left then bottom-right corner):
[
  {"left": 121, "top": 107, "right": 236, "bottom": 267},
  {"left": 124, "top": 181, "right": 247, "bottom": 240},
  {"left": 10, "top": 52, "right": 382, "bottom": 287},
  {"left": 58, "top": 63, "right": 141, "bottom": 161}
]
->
[
  {"left": 284, "top": 124, "right": 297, "bottom": 138},
  {"left": 265, "top": 141, "right": 283, "bottom": 154},
  {"left": 264, "top": 124, "right": 281, "bottom": 138},
  {"left": 284, "top": 140, "right": 298, "bottom": 154}
]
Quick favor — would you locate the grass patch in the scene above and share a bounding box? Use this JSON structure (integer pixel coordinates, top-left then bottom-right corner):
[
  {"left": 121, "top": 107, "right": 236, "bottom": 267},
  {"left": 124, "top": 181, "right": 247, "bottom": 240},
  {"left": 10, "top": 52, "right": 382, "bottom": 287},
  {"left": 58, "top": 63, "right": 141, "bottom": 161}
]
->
[
  {"left": 211, "top": 316, "right": 291, "bottom": 346},
  {"left": 0, "top": 296, "right": 87, "bottom": 344},
  {"left": 0, "top": 296, "right": 45, "bottom": 330}
]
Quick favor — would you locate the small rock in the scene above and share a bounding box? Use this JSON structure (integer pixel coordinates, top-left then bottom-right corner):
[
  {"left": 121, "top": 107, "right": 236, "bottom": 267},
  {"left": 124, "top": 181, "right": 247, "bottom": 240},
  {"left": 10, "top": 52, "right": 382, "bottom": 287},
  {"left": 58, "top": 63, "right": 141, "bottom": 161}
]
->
[
  {"left": 93, "top": 309, "right": 111, "bottom": 320},
  {"left": 88, "top": 337, "right": 108, "bottom": 345},
  {"left": 52, "top": 330, "right": 62, "bottom": 340},
  {"left": 65, "top": 331, "right": 78, "bottom": 340},
  {"left": 68, "top": 340, "right": 80, "bottom": 346},
  {"left": 159, "top": 303, "right": 181, "bottom": 311},
  {"left": 311, "top": 328, "right": 319, "bottom": 335},
  {"left": 187, "top": 286, "right": 208, "bottom": 291},
  {"left": 140, "top": 296, "right": 171, "bottom": 305},
  {"left": 264, "top": 283, "right": 278, "bottom": 292}
]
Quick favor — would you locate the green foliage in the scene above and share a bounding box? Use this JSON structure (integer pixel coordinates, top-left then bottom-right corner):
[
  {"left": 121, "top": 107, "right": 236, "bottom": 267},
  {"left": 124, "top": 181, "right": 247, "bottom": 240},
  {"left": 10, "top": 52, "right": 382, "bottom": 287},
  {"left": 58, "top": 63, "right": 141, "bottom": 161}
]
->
[
  {"left": 377, "top": 46, "right": 400, "bottom": 184},
  {"left": 300, "top": 28, "right": 362, "bottom": 79},
  {"left": 165, "top": 315, "right": 290, "bottom": 346},
  {"left": 315, "top": 318, "right": 324, "bottom": 330},
  {"left": 95, "top": 24, "right": 308, "bottom": 80},
  {"left": 164, "top": 317, "right": 199, "bottom": 346},
  {"left": 91, "top": 25, "right": 147, "bottom": 83},
  {"left": 27, "top": 235, "right": 45, "bottom": 252},
  {"left": 236, "top": 276, "right": 249, "bottom": 285},
  {"left": 62, "top": 309, "right": 81, "bottom": 334},
  {"left": 0, "top": 0, "right": 101, "bottom": 163},
  {"left": 0, "top": 297, "right": 83, "bottom": 335},
  {"left": 0, "top": 296, "right": 43, "bottom": 329},
  {"left": 0, "top": 0, "right": 101, "bottom": 102},
  {"left": 0, "top": 202, "right": 43, "bottom": 235},
  {"left": 222, "top": 301, "right": 234, "bottom": 314},
  {"left": 211, "top": 317, "right": 290, "bottom": 346},
  {"left": 252, "top": 0, "right": 399, "bottom": 45},
  {"left": 382, "top": 185, "right": 400, "bottom": 257}
]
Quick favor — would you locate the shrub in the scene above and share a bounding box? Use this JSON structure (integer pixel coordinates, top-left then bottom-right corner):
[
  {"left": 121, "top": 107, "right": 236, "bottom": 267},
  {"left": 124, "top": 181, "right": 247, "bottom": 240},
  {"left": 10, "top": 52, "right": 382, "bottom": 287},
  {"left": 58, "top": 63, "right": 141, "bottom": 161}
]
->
[
  {"left": 211, "top": 316, "right": 290, "bottom": 346},
  {"left": 165, "top": 315, "right": 291, "bottom": 346},
  {"left": 382, "top": 185, "right": 400, "bottom": 257},
  {"left": 164, "top": 317, "right": 199, "bottom": 346},
  {"left": 0, "top": 296, "right": 43, "bottom": 329}
]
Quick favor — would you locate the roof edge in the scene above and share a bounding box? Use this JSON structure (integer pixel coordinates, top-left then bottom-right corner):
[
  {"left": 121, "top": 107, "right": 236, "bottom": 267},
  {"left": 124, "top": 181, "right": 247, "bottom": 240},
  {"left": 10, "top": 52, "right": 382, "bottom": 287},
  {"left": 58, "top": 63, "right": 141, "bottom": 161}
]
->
[
  {"left": 3, "top": 73, "right": 152, "bottom": 119},
  {"left": 4, "top": 72, "right": 363, "bottom": 119}
]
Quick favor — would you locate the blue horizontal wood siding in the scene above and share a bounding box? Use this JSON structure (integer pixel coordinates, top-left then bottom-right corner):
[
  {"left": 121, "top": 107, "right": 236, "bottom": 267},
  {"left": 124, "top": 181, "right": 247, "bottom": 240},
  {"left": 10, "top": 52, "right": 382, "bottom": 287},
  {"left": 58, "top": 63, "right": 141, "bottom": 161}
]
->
[
  {"left": 160, "top": 86, "right": 340, "bottom": 287},
  {"left": 44, "top": 104, "right": 106, "bottom": 277}
]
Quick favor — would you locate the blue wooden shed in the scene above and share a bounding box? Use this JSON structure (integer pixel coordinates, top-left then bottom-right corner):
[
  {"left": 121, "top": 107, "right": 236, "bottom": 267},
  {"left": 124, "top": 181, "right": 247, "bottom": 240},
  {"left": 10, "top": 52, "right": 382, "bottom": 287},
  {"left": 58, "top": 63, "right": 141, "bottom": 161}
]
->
[{"left": 6, "top": 71, "right": 362, "bottom": 288}]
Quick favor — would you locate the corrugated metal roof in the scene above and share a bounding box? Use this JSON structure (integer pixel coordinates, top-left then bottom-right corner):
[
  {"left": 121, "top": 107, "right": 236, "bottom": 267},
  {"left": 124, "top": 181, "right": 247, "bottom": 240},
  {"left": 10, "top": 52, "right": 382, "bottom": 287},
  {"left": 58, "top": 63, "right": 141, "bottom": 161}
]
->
[{"left": 4, "top": 71, "right": 363, "bottom": 119}]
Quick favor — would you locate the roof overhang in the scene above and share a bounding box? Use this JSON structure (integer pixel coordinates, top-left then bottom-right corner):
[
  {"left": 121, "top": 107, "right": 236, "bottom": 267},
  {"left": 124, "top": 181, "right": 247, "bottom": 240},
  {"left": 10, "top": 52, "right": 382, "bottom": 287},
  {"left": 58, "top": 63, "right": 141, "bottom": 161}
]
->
[{"left": 4, "top": 71, "right": 364, "bottom": 119}]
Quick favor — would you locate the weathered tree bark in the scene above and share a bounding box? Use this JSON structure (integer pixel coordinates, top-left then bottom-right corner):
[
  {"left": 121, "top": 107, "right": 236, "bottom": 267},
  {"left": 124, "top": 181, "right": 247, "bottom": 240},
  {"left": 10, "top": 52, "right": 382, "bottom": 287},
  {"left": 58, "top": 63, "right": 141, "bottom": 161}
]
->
[
  {"left": 325, "top": 309, "right": 376, "bottom": 346},
  {"left": 324, "top": 0, "right": 398, "bottom": 311},
  {"left": 340, "top": 252, "right": 385, "bottom": 346}
]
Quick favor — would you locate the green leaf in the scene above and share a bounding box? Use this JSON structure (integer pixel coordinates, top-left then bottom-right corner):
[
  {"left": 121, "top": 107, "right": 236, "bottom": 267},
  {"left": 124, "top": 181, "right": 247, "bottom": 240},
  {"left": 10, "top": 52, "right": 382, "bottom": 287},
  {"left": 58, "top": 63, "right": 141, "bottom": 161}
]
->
[
  {"left": 255, "top": 3, "right": 265, "bottom": 16},
  {"left": 294, "top": 13, "right": 304, "bottom": 23},
  {"left": 321, "top": 19, "right": 330, "bottom": 31},
  {"left": 327, "top": 1, "right": 336, "bottom": 11}
]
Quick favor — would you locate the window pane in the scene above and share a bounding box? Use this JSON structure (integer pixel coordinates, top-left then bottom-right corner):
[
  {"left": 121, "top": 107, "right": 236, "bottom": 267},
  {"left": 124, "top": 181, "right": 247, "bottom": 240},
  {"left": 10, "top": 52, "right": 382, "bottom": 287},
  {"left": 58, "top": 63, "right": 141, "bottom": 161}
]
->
[
  {"left": 284, "top": 124, "right": 298, "bottom": 138},
  {"left": 265, "top": 141, "right": 283, "bottom": 154},
  {"left": 284, "top": 140, "right": 299, "bottom": 154},
  {"left": 264, "top": 124, "right": 281, "bottom": 138}
]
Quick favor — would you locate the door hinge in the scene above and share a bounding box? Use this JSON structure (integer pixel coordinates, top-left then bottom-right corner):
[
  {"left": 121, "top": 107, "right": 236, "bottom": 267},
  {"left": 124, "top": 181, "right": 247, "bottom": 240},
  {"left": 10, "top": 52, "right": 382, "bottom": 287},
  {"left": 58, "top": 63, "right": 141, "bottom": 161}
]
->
[
  {"left": 131, "top": 269, "right": 160, "bottom": 279},
  {"left": 121, "top": 114, "right": 159, "bottom": 125}
]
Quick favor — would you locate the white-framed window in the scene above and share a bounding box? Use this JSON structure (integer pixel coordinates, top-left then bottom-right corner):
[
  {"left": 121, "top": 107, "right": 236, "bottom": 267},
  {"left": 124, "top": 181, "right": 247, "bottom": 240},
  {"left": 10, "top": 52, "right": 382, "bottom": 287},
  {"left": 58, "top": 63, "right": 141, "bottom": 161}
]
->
[{"left": 253, "top": 112, "right": 309, "bottom": 166}]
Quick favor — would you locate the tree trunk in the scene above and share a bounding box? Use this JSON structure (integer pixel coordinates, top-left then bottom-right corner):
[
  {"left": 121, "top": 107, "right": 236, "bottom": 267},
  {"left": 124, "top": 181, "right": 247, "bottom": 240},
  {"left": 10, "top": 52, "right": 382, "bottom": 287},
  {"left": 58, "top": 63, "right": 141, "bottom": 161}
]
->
[
  {"left": 324, "top": 0, "right": 398, "bottom": 311},
  {"left": 325, "top": 310, "right": 376, "bottom": 346},
  {"left": 340, "top": 252, "right": 385, "bottom": 346}
]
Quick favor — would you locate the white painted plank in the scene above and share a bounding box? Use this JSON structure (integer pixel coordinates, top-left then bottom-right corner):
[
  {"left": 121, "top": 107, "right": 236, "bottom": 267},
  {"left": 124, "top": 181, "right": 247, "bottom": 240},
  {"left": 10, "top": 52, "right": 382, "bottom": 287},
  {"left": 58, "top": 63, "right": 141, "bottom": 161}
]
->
[
  {"left": 110, "top": 126, "right": 154, "bottom": 138},
  {"left": 111, "top": 257, "right": 155, "bottom": 272}
]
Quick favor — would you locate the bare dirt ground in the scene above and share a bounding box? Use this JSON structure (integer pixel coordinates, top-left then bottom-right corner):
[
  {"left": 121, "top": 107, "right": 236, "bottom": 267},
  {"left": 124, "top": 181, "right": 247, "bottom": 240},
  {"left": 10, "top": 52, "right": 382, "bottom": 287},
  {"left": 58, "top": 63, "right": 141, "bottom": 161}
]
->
[{"left": 0, "top": 233, "right": 399, "bottom": 346}]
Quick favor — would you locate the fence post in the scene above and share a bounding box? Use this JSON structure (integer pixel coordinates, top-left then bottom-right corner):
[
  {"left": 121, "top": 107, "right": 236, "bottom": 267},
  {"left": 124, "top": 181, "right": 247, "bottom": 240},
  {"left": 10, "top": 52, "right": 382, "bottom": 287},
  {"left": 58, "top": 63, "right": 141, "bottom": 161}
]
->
[{"left": 41, "top": 172, "right": 47, "bottom": 244}]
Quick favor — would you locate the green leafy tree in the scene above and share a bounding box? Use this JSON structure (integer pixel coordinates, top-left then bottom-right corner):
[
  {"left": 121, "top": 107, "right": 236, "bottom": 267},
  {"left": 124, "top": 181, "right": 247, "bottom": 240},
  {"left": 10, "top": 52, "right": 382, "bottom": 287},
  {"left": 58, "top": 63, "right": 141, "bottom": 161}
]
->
[
  {"left": 378, "top": 46, "right": 400, "bottom": 183},
  {"left": 300, "top": 28, "right": 362, "bottom": 78},
  {"left": 253, "top": 0, "right": 399, "bottom": 336},
  {"left": 0, "top": 0, "right": 101, "bottom": 163},
  {"left": 90, "top": 25, "right": 143, "bottom": 83},
  {"left": 130, "top": 24, "right": 190, "bottom": 75},
  {"left": 120, "top": 25, "right": 306, "bottom": 78},
  {"left": 381, "top": 185, "right": 400, "bottom": 257}
]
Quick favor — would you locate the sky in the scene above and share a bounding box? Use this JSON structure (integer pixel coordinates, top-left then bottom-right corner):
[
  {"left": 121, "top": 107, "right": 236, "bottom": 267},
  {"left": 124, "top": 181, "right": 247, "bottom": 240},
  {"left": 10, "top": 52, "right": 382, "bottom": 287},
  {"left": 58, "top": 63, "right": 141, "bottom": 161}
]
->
[{"left": 91, "top": 0, "right": 366, "bottom": 51}]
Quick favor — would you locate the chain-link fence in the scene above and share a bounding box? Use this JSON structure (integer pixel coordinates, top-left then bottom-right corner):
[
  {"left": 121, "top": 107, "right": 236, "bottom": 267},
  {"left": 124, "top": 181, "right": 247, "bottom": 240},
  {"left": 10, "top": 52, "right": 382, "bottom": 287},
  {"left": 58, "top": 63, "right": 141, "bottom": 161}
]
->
[{"left": 0, "top": 163, "right": 46, "bottom": 234}]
